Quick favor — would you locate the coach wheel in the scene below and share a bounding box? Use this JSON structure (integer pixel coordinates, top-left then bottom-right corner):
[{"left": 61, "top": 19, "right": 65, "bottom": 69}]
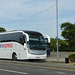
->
[{"left": 12, "top": 53, "right": 17, "bottom": 61}]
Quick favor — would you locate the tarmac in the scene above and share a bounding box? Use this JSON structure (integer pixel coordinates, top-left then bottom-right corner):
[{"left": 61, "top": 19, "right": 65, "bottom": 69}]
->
[
  {"left": 0, "top": 52, "right": 75, "bottom": 71},
  {"left": 0, "top": 57, "right": 75, "bottom": 71}
]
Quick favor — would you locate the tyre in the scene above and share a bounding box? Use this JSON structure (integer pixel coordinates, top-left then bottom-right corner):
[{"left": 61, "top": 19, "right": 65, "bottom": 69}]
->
[{"left": 12, "top": 53, "right": 17, "bottom": 61}]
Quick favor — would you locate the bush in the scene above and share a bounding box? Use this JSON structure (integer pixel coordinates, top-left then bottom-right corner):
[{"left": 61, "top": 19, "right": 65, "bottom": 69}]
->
[
  {"left": 68, "top": 54, "right": 75, "bottom": 62},
  {"left": 71, "top": 47, "right": 75, "bottom": 52}
]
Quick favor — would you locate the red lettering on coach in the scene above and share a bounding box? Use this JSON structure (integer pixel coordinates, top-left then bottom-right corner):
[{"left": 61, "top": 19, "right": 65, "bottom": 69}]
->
[{"left": 2, "top": 44, "right": 13, "bottom": 48}]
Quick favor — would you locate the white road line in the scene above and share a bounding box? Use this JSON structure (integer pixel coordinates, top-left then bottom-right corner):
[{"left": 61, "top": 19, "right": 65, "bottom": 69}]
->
[
  {"left": 38, "top": 69, "right": 46, "bottom": 71},
  {"left": 0, "top": 69, "right": 27, "bottom": 75},
  {"left": 55, "top": 71, "right": 65, "bottom": 74}
]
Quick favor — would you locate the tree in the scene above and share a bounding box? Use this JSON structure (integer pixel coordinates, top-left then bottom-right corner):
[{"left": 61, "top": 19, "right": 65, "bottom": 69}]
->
[
  {"left": 58, "top": 38, "right": 69, "bottom": 51},
  {"left": 0, "top": 27, "right": 6, "bottom": 32},
  {"left": 60, "top": 22, "right": 75, "bottom": 49},
  {"left": 50, "top": 38, "right": 57, "bottom": 51},
  {"left": 50, "top": 38, "right": 68, "bottom": 51}
]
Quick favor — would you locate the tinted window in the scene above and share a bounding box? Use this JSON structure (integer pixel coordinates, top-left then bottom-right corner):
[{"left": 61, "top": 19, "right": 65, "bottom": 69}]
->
[{"left": 0, "top": 32, "right": 22, "bottom": 42}]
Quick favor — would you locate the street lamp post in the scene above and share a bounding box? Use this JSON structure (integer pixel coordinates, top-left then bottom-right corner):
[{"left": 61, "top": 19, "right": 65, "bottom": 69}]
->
[{"left": 56, "top": 0, "right": 59, "bottom": 61}]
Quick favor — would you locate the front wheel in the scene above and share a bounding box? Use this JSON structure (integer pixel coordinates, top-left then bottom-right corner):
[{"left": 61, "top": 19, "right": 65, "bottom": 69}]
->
[{"left": 12, "top": 53, "right": 17, "bottom": 61}]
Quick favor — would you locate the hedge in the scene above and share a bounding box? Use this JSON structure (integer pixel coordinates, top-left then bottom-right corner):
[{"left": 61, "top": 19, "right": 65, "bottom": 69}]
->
[{"left": 68, "top": 54, "right": 75, "bottom": 62}]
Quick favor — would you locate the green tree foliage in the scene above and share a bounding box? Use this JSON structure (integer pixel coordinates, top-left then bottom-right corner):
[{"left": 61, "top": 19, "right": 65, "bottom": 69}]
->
[
  {"left": 58, "top": 39, "right": 67, "bottom": 51},
  {"left": 0, "top": 27, "right": 6, "bottom": 32},
  {"left": 50, "top": 38, "right": 71, "bottom": 51},
  {"left": 50, "top": 38, "right": 57, "bottom": 51},
  {"left": 60, "top": 22, "right": 75, "bottom": 51}
]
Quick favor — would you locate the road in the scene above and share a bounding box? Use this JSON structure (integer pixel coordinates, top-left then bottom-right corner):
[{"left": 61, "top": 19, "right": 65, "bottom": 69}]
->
[{"left": 0, "top": 60, "right": 75, "bottom": 75}]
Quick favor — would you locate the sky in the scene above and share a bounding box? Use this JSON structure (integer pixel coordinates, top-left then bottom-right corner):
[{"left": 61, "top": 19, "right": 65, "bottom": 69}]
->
[{"left": 0, "top": 0, "right": 75, "bottom": 39}]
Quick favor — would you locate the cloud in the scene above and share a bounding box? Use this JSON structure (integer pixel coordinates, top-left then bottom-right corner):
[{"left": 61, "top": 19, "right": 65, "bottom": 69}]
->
[
  {"left": 58, "top": 0, "right": 75, "bottom": 24},
  {"left": 59, "top": 0, "right": 75, "bottom": 11},
  {"left": 0, "top": 0, "right": 29, "bottom": 18},
  {"left": 60, "top": 18, "right": 75, "bottom": 24},
  {"left": 0, "top": 0, "right": 55, "bottom": 19},
  {"left": 0, "top": 0, "right": 75, "bottom": 39}
]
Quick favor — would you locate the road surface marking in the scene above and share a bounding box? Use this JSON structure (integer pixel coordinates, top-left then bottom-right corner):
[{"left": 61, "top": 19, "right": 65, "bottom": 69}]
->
[
  {"left": 0, "top": 61, "right": 75, "bottom": 72},
  {"left": 55, "top": 71, "right": 65, "bottom": 74},
  {"left": 39, "top": 69, "right": 46, "bottom": 71},
  {"left": 0, "top": 69, "right": 27, "bottom": 75}
]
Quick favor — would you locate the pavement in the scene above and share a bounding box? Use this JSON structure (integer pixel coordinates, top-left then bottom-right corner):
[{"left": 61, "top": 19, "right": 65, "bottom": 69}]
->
[{"left": 45, "top": 56, "right": 75, "bottom": 70}]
